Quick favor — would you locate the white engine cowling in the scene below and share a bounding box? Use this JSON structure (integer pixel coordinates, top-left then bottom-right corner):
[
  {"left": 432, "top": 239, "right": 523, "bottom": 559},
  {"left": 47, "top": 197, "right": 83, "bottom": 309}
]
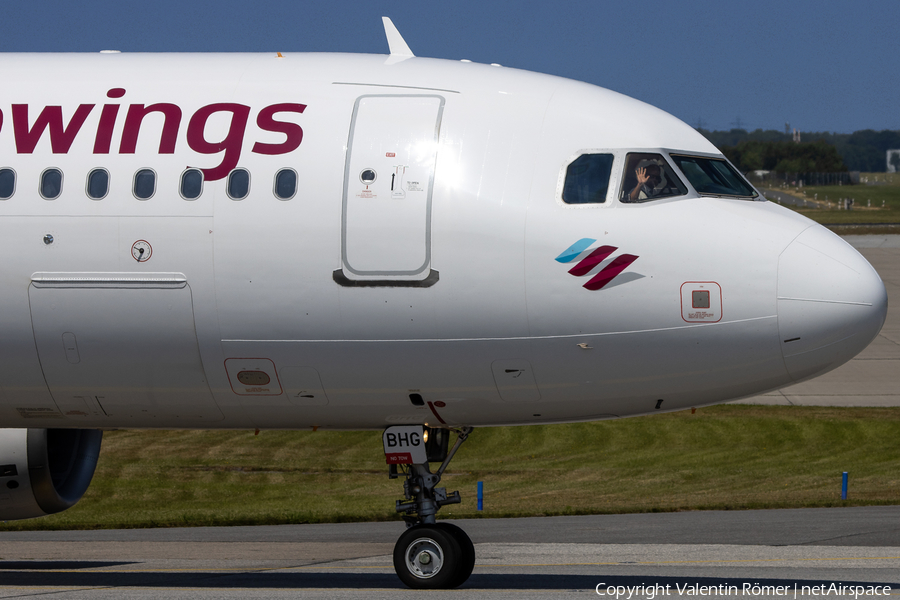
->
[{"left": 0, "top": 428, "right": 102, "bottom": 520}]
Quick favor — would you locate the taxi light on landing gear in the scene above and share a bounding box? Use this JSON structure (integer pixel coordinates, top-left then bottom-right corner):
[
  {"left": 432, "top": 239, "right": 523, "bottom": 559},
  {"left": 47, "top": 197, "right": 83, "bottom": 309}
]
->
[{"left": 425, "top": 427, "right": 450, "bottom": 463}]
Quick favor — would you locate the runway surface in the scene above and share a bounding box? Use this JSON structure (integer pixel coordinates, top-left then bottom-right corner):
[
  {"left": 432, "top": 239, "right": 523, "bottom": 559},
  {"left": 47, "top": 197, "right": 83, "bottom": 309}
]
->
[
  {"left": 1, "top": 508, "right": 898, "bottom": 599},
  {"left": 740, "top": 235, "right": 900, "bottom": 407},
  {"left": 2, "top": 235, "right": 898, "bottom": 599}
]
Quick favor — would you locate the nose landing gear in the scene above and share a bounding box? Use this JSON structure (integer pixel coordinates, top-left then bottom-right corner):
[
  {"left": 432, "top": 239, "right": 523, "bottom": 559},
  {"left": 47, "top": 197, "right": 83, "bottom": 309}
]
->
[{"left": 384, "top": 425, "right": 475, "bottom": 589}]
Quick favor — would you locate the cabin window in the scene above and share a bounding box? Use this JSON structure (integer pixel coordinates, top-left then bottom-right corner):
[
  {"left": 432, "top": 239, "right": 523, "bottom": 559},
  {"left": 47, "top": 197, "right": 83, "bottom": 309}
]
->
[
  {"left": 227, "top": 168, "right": 250, "bottom": 200},
  {"left": 0, "top": 168, "right": 15, "bottom": 199},
  {"left": 670, "top": 155, "right": 758, "bottom": 199},
  {"left": 87, "top": 168, "right": 110, "bottom": 200},
  {"left": 40, "top": 168, "right": 63, "bottom": 200},
  {"left": 274, "top": 168, "right": 297, "bottom": 200},
  {"left": 133, "top": 169, "right": 156, "bottom": 200},
  {"left": 620, "top": 153, "right": 687, "bottom": 203},
  {"left": 180, "top": 168, "right": 203, "bottom": 200},
  {"left": 563, "top": 154, "right": 614, "bottom": 204}
]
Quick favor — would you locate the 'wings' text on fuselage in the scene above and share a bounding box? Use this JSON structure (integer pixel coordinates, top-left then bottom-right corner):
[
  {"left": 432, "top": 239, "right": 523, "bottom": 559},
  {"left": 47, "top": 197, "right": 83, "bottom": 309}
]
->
[{"left": 3, "top": 90, "right": 306, "bottom": 180}]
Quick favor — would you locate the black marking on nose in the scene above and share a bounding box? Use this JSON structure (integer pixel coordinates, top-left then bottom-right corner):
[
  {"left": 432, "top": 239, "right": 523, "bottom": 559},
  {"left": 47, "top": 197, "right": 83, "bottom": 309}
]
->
[{"left": 784, "top": 337, "right": 801, "bottom": 343}]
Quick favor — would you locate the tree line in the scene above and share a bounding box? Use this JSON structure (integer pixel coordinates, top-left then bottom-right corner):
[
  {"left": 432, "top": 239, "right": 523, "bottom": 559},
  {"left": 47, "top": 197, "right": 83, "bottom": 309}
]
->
[{"left": 699, "top": 128, "right": 900, "bottom": 173}]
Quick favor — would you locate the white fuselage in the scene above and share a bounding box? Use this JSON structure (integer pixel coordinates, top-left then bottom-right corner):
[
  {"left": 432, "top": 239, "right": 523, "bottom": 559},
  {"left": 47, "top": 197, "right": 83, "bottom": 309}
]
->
[{"left": 0, "top": 52, "right": 887, "bottom": 430}]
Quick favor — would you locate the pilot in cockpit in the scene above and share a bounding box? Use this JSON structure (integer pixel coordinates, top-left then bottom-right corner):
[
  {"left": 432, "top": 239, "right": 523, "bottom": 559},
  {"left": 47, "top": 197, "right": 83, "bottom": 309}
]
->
[{"left": 627, "top": 159, "right": 666, "bottom": 202}]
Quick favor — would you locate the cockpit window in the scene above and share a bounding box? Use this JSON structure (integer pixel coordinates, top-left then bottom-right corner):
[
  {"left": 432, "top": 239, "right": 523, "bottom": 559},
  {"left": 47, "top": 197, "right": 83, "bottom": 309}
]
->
[
  {"left": 620, "top": 153, "right": 687, "bottom": 203},
  {"left": 670, "top": 155, "right": 758, "bottom": 199},
  {"left": 562, "top": 153, "right": 614, "bottom": 204}
]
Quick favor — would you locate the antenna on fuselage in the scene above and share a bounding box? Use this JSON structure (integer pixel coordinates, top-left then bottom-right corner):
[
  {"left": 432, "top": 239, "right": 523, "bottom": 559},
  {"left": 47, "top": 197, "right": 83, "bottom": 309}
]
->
[{"left": 382, "top": 17, "right": 415, "bottom": 58}]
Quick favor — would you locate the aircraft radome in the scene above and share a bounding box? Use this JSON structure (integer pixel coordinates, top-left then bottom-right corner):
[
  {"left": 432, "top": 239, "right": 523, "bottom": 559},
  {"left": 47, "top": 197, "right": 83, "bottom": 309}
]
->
[{"left": 0, "top": 17, "right": 887, "bottom": 589}]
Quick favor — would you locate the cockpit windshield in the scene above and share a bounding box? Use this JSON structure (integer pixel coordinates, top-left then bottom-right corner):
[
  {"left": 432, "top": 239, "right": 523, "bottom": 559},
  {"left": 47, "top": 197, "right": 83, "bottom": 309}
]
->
[
  {"left": 562, "top": 153, "right": 614, "bottom": 204},
  {"left": 670, "top": 155, "right": 758, "bottom": 199},
  {"left": 620, "top": 153, "right": 687, "bottom": 203}
]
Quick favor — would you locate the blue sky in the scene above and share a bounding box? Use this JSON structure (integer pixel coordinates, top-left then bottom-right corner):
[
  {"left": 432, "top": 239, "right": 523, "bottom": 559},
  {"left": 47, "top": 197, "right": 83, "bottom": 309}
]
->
[{"left": 2, "top": 0, "right": 896, "bottom": 134}]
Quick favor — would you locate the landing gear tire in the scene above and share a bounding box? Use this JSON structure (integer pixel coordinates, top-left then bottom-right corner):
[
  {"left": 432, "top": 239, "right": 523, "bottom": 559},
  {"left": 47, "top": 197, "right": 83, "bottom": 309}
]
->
[
  {"left": 435, "top": 522, "right": 475, "bottom": 588},
  {"left": 393, "top": 524, "right": 462, "bottom": 589}
]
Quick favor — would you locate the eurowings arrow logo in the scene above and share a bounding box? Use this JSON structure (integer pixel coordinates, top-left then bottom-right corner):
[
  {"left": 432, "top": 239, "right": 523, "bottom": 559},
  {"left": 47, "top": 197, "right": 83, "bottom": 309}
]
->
[{"left": 555, "top": 238, "right": 639, "bottom": 291}]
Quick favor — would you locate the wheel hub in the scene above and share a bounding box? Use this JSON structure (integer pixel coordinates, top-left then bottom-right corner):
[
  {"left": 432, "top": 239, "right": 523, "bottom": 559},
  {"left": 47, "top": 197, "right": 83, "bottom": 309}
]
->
[{"left": 405, "top": 537, "right": 443, "bottom": 578}]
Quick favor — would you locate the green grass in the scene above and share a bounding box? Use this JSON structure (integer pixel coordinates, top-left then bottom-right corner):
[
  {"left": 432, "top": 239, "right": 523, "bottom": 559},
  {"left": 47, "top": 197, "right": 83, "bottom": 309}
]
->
[
  {"left": 3, "top": 405, "right": 899, "bottom": 531},
  {"left": 765, "top": 172, "right": 900, "bottom": 225}
]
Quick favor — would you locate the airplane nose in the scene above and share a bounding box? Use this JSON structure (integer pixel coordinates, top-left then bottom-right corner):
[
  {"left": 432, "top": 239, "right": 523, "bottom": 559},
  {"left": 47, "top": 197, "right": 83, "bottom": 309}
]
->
[{"left": 777, "top": 225, "right": 888, "bottom": 382}]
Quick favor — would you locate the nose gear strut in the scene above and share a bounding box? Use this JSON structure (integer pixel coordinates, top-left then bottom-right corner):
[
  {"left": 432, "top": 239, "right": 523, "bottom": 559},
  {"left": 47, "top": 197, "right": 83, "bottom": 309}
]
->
[{"left": 391, "top": 426, "right": 472, "bottom": 526}]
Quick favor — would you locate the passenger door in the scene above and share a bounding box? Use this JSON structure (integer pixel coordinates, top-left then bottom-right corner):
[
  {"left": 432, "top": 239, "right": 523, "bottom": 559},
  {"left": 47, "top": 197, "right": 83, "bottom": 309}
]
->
[{"left": 337, "top": 95, "right": 443, "bottom": 286}]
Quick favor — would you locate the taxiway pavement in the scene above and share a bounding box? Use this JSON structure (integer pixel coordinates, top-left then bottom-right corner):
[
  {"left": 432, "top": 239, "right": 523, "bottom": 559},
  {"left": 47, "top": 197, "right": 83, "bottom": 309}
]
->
[{"left": 1, "top": 508, "right": 898, "bottom": 599}]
